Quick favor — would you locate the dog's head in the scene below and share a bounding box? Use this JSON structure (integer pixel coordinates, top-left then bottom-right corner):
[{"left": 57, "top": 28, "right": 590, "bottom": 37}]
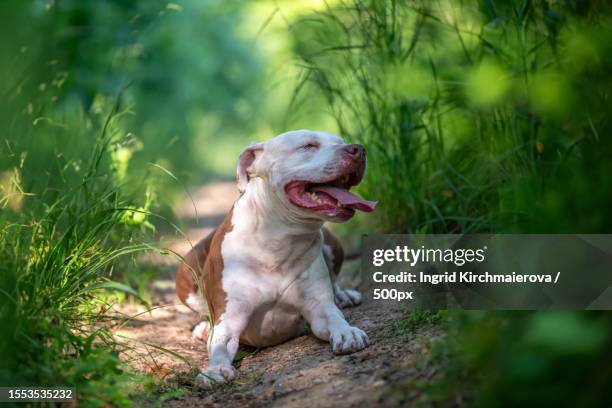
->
[{"left": 236, "top": 129, "right": 376, "bottom": 222}]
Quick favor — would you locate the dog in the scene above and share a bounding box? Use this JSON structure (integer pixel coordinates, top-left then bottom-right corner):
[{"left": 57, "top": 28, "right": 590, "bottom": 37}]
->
[{"left": 174, "top": 130, "right": 377, "bottom": 388}]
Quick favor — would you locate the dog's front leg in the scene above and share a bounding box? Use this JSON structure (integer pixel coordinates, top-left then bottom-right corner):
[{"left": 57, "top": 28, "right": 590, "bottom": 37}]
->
[
  {"left": 299, "top": 261, "right": 369, "bottom": 354},
  {"left": 195, "top": 300, "right": 252, "bottom": 388},
  {"left": 306, "top": 300, "right": 369, "bottom": 355}
]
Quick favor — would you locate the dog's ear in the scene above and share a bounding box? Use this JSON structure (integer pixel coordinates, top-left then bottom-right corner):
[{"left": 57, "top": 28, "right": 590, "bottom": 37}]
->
[{"left": 237, "top": 142, "right": 264, "bottom": 193}]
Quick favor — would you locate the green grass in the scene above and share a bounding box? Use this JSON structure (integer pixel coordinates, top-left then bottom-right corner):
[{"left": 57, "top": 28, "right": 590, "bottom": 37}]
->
[
  {"left": 0, "top": 96, "right": 161, "bottom": 406},
  {"left": 387, "top": 309, "right": 448, "bottom": 342},
  {"left": 291, "top": 0, "right": 612, "bottom": 234},
  {"left": 291, "top": 1, "right": 612, "bottom": 406},
  {"left": 396, "top": 311, "right": 612, "bottom": 407}
]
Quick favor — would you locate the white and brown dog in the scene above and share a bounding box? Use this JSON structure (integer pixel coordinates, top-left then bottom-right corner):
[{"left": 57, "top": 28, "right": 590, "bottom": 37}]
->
[{"left": 175, "top": 130, "right": 377, "bottom": 388}]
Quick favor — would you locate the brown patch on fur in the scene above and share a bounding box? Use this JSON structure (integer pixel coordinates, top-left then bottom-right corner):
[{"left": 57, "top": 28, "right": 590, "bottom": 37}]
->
[
  {"left": 203, "top": 207, "right": 235, "bottom": 324},
  {"left": 322, "top": 227, "right": 344, "bottom": 276},
  {"left": 175, "top": 230, "right": 215, "bottom": 309},
  {"left": 175, "top": 209, "right": 234, "bottom": 323}
]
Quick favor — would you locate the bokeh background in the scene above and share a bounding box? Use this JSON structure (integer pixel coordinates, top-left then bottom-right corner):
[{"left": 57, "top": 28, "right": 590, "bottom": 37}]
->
[{"left": 1, "top": 0, "right": 611, "bottom": 406}]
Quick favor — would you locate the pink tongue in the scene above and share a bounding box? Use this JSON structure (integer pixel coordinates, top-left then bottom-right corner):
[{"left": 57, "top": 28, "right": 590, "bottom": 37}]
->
[{"left": 311, "top": 186, "right": 377, "bottom": 212}]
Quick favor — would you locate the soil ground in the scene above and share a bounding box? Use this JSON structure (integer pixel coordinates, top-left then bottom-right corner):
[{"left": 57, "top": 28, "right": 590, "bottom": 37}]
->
[{"left": 115, "top": 182, "right": 441, "bottom": 407}]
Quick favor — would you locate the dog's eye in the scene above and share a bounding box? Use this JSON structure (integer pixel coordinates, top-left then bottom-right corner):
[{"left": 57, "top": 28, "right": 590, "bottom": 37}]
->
[{"left": 300, "top": 142, "right": 319, "bottom": 151}]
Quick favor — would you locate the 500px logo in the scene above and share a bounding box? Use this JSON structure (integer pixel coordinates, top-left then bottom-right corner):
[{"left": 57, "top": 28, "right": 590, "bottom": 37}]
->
[{"left": 373, "top": 288, "right": 413, "bottom": 301}]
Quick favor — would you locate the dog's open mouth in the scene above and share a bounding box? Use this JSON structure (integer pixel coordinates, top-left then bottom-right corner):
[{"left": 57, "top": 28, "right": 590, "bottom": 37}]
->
[{"left": 285, "top": 171, "right": 377, "bottom": 218}]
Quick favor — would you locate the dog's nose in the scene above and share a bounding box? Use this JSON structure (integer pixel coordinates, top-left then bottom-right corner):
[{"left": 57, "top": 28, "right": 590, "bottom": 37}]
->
[{"left": 344, "top": 144, "right": 365, "bottom": 159}]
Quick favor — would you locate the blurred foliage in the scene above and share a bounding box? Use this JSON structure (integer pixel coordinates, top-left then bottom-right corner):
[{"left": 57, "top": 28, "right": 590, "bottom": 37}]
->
[
  {"left": 291, "top": 0, "right": 612, "bottom": 234},
  {"left": 387, "top": 309, "right": 447, "bottom": 342},
  {"left": 291, "top": 0, "right": 612, "bottom": 405},
  {"left": 0, "top": 0, "right": 340, "bottom": 215},
  {"left": 1, "top": 0, "right": 267, "bottom": 210},
  {"left": 399, "top": 311, "right": 612, "bottom": 407},
  {"left": 0, "top": 97, "right": 156, "bottom": 405}
]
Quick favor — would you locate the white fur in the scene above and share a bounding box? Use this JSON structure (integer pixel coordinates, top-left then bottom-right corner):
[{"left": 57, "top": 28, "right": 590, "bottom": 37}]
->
[
  {"left": 195, "top": 130, "right": 369, "bottom": 389},
  {"left": 334, "top": 284, "right": 362, "bottom": 308},
  {"left": 186, "top": 292, "right": 207, "bottom": 314},
  {"left": 323, "top": 244, "right": 334, "bottom": 263},
  {"left": 191, "top": 321, "right": 210, "bottom": 341}
]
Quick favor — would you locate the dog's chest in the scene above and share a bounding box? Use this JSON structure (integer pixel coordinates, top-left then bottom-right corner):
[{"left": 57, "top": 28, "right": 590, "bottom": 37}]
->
[
  {"left": 230, "top": 267, "right": 305, "bottom": 346},
  {"left": 222, "top": 241, "right": 317, "bottom": 346},
  {"left": 241, "top": 298, "right": 302, "bottom": 347}
]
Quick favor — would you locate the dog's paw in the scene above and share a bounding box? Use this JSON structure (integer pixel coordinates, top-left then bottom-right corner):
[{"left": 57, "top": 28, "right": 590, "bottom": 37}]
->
[
  {"left": 335, "top": 287, "right": 362, "bottom": 309},
  {"left": 191, "top": 321, "right": 211, "bottom": 341},
  {"left": 330, "top": 325, "right": 369, "bottom": 355},
  {"left": 194, "top": 365, "right": 236, "bottom": 389}
]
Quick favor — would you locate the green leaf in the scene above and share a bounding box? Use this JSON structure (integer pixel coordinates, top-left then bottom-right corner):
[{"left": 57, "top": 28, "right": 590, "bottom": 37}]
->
[{"left": 91, "top": 280, "right": 149, "bottom": 306}]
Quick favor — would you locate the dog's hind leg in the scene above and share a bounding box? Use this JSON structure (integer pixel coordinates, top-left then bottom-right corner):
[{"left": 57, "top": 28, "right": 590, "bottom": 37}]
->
[
  {"left": 333, "top": 284, "right": 362, "bottom": 308},
  {"left": 322, "top": 228, "right": 362, "bottom": 308},
  {"left": 176, "top": 230, "right": 216, "bottom": 339},
  {"left": 185, "top": 292, "right": 212, "bottom": 340}
]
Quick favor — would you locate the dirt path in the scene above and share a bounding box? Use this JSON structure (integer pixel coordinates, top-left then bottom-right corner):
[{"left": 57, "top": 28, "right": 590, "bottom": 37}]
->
[{"left": 116, "top": 182, "right": 440, "bottom": 407}]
